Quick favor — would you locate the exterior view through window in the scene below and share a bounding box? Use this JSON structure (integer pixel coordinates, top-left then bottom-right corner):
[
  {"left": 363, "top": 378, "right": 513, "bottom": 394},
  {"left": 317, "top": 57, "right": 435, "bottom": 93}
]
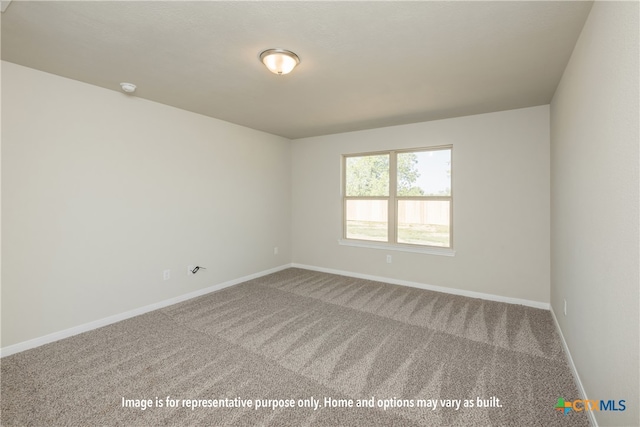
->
[{"left": 343, "top": 146, "right": 452, "bottom": 248}]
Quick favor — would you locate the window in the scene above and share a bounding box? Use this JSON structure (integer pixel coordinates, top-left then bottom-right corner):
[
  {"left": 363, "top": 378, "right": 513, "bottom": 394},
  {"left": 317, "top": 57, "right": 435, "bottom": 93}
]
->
[{"left": 343, "top": 146, "right": 452, "bottom": 251}]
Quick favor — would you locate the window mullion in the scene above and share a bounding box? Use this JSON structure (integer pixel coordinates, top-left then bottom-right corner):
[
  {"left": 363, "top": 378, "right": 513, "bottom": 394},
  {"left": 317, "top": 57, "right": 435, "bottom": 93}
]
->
[{"left": 389, "top": 151, "right": 397, "bottom": 244}]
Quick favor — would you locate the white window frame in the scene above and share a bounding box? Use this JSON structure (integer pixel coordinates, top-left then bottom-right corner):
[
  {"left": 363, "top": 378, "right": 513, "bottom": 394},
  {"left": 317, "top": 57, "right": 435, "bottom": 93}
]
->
[{"left": 340, "top": 146, "right": 454, "bottom": 257}]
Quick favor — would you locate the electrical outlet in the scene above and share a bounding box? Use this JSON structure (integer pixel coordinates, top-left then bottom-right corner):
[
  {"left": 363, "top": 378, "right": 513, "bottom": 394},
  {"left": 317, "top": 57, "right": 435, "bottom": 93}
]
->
[
  {"left": 274, "top": 247, "right": 279, "bottom": 255},
  {"left": 163, "top": 269, "right": 171, "bottom": 281},
  {"left": 386, "top": 255, "right": 392, "bottom": 264},
  {"left": 564, "top": 299, "right": 567, "bottom": 316},
  {"left": 187, "top": 265, "right": 195, "bottom": 276}
]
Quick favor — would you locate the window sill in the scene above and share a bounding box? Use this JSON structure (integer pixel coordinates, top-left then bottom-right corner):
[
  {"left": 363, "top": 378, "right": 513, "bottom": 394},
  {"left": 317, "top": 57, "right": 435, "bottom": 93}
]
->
[{"left": 338, "top": 239, "right": 456, "bottom": 257}]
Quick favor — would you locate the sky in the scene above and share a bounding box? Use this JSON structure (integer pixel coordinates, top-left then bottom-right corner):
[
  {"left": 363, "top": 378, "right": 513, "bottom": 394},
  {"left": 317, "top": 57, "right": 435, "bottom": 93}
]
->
[{"left": 404, "top": 149, "right": 451, "bottom": 196}]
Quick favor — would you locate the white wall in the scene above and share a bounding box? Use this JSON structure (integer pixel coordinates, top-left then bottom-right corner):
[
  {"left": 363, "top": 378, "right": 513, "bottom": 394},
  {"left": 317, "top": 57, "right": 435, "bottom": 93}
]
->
[
  {"left": 292, "top": 105, "right": 550, "bottom": 304},
  {"left": 1, "top": 61, "right": 292, "bottom": 348},
  {"left": 550, "top": 2, "right": 639, "bottom": 426}
]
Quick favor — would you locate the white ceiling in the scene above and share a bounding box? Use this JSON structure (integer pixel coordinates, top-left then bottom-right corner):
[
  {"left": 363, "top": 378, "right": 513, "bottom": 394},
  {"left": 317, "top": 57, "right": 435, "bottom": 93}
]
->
[{"left": 1, "top": 1, "right": 593, "bottom": 139}]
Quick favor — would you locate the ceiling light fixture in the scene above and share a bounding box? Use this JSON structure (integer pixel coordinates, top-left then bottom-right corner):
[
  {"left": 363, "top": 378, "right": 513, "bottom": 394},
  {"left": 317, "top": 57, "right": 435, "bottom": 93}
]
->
[
  {"left": 120, "top": 82, "right": 137, "bottom": 93},
  {"left": 259, "top": 49, "right": 300, "bottom": 75}
]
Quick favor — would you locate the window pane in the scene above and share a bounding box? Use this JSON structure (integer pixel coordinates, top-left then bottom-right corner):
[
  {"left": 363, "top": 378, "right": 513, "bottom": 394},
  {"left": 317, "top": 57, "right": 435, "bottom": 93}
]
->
[
  {"left": 345, "top": 154, "right": 389, "bottom": 196},
  {"left": 397, "top": 149, "right": 451, "bottom": 196},
  {"left": 345, "top": 200, "right": 388, "bottom": 242},
  {"left": 397, "top": 200, "right": 450, "bottom": 247}
]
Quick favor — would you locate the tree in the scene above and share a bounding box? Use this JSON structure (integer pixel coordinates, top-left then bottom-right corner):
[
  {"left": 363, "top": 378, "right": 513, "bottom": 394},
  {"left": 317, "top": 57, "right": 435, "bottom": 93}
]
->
[
  {"left": 397, "top": 153, "right": 425, "bottom": 196},
  {"left": 346, "top": 153, "right": 424, "bottom": 197}
]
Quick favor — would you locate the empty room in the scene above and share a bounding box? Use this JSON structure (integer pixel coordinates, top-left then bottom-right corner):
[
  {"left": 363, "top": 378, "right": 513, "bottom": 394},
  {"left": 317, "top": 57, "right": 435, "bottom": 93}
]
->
[{"left": 1, "top": 1, "right": 638, "bottom": 426}]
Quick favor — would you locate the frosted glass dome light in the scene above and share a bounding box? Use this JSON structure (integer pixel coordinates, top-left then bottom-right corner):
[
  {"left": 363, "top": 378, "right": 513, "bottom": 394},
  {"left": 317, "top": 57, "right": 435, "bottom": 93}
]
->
[{"left": 259, "top": 49, "right": 300, "bottom": 75}]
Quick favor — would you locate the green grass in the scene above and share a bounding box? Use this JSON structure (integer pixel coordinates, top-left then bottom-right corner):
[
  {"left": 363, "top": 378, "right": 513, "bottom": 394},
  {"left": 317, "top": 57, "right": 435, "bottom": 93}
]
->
[
  {"left": 397, "top": 223, "right": 449, "bottom": 246},
  {"left": 346, "top": 221, "right": 388, "bottom": 241},
  {"left": 347, "top": 221, "right": 450, "bottom": 247}
]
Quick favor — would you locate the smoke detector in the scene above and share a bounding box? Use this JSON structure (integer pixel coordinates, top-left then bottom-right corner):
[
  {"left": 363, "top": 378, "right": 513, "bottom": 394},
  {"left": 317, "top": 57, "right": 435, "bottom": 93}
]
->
[{"left": 120, "top": 82, "right": 137, "bottom": 93}]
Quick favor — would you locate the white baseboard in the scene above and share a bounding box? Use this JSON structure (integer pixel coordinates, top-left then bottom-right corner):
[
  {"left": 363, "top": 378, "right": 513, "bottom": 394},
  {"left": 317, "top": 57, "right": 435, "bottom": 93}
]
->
[
  {"left": 0, "top": 264, "right": 292, "bottom": 358},
  {"left": 291, "top": 263, "right": 550, "bottom": 310},
  {"left": 550, "top": 307, "right": 597, "bottom": 427}
]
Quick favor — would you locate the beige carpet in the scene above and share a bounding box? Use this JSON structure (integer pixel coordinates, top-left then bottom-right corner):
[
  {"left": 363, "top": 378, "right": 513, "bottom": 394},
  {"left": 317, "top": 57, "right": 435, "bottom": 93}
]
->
[{"left": 1, "top": 268, "right": 588, "bottom": 426}]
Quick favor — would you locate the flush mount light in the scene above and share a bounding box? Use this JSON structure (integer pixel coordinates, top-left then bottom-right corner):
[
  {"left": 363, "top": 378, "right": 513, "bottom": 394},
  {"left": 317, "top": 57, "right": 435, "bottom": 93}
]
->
[
  {"left": 120, "top": 82, "right": 137, "bottom": 93},
  {"left": 259, "top": 49, "right": 300, "bottom": 75}
]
